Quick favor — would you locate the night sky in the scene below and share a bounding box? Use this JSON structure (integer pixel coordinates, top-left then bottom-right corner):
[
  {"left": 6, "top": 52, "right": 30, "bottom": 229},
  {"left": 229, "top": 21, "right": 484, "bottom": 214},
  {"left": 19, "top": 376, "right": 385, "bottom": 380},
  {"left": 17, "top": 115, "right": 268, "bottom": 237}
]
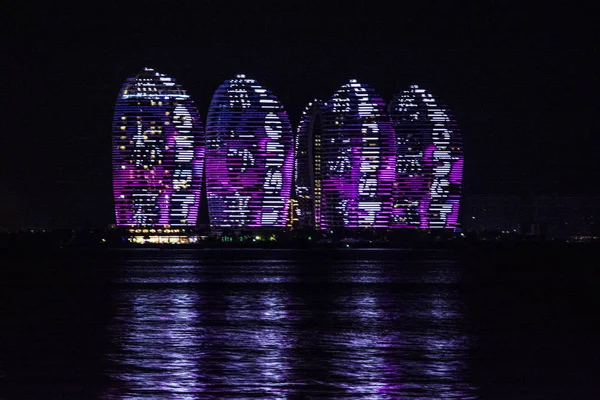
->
[{"left": 2, "top": 1, "right": 596, "bottom": 230}]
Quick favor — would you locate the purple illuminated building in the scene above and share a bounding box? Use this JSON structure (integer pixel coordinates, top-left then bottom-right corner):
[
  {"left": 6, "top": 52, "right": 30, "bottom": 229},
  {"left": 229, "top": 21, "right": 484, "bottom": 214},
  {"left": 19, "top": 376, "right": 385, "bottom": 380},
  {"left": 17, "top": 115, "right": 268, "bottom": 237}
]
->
[
  {"left": 294, "top": 100, "right": 325, "bottom": 228},
  {"left": 389, "top": 85, "right": 463, "bottom": 229},
  {"left": 112, "top": 68, "right": 204, "bottom": 227},
  {"left": 205, "top": 74, "right": 294, "bottom": 228},
  {"left": 296, "top": 80, "right": 396, "bottom": 229}
]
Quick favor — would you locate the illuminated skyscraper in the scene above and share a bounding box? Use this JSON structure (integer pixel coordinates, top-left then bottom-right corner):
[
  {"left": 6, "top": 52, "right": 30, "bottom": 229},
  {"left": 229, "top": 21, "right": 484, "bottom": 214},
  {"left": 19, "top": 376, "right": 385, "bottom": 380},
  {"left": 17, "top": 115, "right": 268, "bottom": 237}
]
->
[
  {"left": 205, "top": 74, "right": 294, "bottom": 228},
  {"left": 112, "top": 68, "right": 204, "bottom": 227},
  {"left": 389, "top": 85, "right": 463, "bottom": 229},
  {"left": 294, "top": 100, "right": 325, "bottom": 228},
  {"left": 297, "top": 80, "right": 396, "bottom": 229}
]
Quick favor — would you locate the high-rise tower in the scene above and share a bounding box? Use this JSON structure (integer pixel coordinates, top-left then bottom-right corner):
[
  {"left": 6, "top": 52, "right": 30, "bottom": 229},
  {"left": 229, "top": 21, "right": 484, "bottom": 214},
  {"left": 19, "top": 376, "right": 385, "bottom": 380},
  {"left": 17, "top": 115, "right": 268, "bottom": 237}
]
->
[
  {"left": 205, "top": 74, "right": 294, "bottom": 229},
  {"left": 389, "top": 85, "right": 463, "bottom": 229},
  {"left": 294, "top": 100, "right": 325, "bottom": 229},
  {"left": 112, "top": 68, "right": 204, "bottom": 227},
  {"left": 296, "top": 80, "right": 396, "bottom": 229}
]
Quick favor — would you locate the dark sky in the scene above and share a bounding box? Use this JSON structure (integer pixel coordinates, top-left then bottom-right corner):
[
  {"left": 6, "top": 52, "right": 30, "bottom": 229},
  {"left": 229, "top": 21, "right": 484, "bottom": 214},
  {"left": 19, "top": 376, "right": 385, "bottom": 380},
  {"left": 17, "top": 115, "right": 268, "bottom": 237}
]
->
[{"left": 1, "top": 1, "right": 597, "bottom": 229}]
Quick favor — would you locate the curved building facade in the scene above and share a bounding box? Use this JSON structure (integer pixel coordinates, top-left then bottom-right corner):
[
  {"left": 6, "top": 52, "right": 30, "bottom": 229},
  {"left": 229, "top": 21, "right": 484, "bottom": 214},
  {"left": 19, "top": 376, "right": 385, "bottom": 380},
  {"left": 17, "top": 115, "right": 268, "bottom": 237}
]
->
[
  {"left": 389, "top": 85, "right": 463, "bottom": 229},
  {"left": 316, "top": 79, "right": 396, "bottom": 229},
  {"left": 295, "top": 100, "right": 325, "bottom": 229},
  {"left": 112, "top": 68, "right": 204, "bottom": 227},
  {"left": 205, "top": 74, "right": 294, "bottom": 228}
]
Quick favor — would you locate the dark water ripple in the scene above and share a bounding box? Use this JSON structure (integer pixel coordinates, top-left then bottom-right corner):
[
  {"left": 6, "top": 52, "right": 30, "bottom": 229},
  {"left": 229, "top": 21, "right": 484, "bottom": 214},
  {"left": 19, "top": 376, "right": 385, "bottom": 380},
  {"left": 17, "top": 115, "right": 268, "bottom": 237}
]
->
[
  {"left": 1, "top": 247, "right": 599, "bottom": 399},
  {"left": 98, "top": 250, "right": 476, "bottom": 399}
]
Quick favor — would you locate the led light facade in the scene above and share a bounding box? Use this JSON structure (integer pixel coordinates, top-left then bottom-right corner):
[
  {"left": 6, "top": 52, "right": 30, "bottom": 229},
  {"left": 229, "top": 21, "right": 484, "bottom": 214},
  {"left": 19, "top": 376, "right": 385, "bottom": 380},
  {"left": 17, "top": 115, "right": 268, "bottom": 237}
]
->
[
  {"left": 205, "top": 74, "right": 294, "bottom": 228},
  {"left": 294, "top": 100, "right": 325, "bottom": 228},
  {"left": 389, "top": 85, "right": 463, "bottom": 229},
  {"left": 298, "top": 80, "right": 396, "bottom": 229},
  {"left": 112, "top": 68, "right": 204, "bottom": 227}
]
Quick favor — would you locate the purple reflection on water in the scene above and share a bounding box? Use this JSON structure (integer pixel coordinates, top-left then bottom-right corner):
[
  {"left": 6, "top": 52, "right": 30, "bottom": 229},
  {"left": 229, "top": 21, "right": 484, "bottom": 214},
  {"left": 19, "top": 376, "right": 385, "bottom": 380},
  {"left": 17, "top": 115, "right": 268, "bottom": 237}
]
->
[
  {"left": 104, "top": 290, "right": 203, "bottom": 399},
  {"left": 329, "top": 292, "right": 392, "bottom": 398},
  {"left": 213, "top": 289, "right": 296, "bottom": 398},
  {"left": 100, "top": 252, "right": 477, "bottom": 398},
  {"left": 398, "top": 292, "right": 477, "bottom": 399}
]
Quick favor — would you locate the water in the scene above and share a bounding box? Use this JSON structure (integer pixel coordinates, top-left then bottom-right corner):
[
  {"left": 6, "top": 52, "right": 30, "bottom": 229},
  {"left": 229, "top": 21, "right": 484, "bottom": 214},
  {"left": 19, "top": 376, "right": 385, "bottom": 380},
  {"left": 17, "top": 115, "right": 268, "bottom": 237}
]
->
[{"left": 0, "top": 246, "right": 598, "bottom": 399}]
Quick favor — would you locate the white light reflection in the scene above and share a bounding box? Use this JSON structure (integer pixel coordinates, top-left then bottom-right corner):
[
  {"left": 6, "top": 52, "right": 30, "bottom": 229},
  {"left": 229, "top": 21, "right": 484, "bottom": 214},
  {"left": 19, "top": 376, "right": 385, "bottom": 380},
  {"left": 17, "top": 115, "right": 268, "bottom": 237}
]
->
[
  {"left": 220, "top": 289, "right": 295, "bottom": 398},
  {"left": 325, "top": 259, "right": 399, "bottom": 398},
  {"left": 328, "top": 288, "right": 396, "bottom": 398},
  {"left": 399, "top": 290, "right": 477, "bottom": 399},
  {"left": 419, "top": 292, "right": 476, "bottom": 398},
  {"left": 104, "top": 290, "right": 203, "bottom": 399}
]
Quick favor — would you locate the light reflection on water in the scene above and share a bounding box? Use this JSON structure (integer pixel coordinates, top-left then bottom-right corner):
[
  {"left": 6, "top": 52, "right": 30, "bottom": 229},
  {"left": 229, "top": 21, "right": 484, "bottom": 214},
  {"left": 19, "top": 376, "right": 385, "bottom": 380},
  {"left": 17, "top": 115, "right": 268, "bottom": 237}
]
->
[
  {"left": 101, "top": 251, "right": 477, "bottom": 399},
  {"left": 105, "top": 290, "right": 203, "bottom": 399}
]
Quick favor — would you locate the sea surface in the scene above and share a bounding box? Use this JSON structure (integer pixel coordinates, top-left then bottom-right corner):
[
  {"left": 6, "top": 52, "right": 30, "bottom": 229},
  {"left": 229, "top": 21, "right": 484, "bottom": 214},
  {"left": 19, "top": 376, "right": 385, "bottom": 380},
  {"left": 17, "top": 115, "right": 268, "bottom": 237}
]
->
[{"left": 0, "top": 245, "right": 598, "bottom": 399}]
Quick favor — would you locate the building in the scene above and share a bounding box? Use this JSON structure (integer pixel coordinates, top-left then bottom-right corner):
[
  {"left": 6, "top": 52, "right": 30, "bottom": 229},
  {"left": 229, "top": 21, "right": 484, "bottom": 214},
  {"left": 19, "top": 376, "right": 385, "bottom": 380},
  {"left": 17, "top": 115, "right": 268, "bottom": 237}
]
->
[
  {"left": 296, "top": 80, "right": 396, "bottom": 229},
  {"left": 294, "top": 100, "right": 325, "bottom": 228},
  {"left": 388, "top": 85, "right": 463, "bottom": 229},
  {"left": 112, "top": 68, "right": 204, "bottom": 228},
  {"left": 205, "top": 74, "right": 294, "bottom": 229}
]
